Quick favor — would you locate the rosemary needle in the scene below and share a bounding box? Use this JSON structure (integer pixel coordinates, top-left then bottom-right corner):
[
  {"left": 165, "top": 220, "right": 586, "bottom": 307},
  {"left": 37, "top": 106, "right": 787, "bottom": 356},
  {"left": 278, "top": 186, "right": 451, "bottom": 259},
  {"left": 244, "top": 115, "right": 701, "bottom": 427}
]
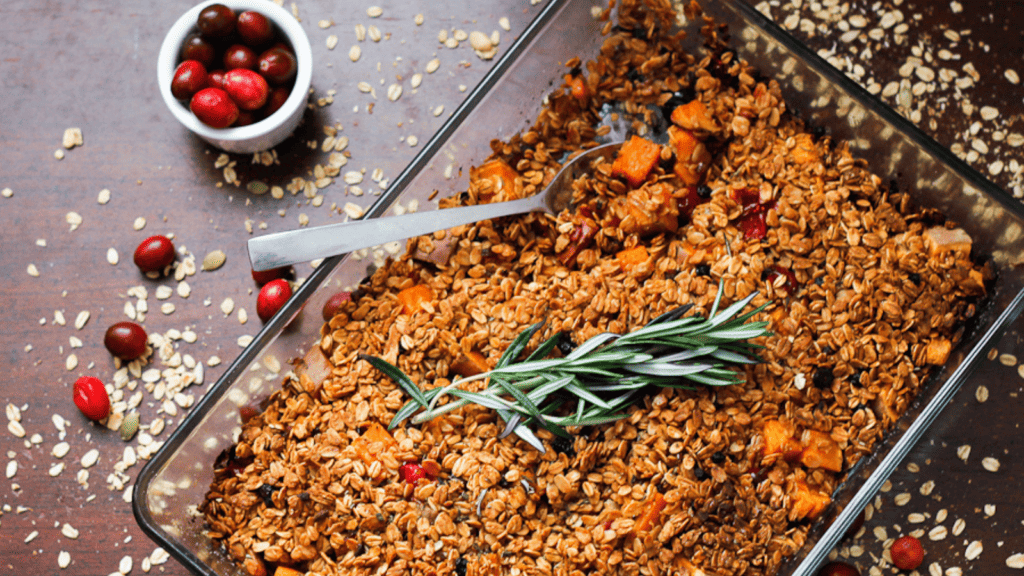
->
[{"left": 364, "top": 281, "right": 770, "bottom": 453}]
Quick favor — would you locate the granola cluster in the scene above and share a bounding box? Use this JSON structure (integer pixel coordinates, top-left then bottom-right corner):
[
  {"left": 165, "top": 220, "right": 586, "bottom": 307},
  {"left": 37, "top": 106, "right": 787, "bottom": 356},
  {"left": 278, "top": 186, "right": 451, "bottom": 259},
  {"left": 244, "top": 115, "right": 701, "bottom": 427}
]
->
[{"left": 202, "top": 1, "right": 987, "bottom": 575}]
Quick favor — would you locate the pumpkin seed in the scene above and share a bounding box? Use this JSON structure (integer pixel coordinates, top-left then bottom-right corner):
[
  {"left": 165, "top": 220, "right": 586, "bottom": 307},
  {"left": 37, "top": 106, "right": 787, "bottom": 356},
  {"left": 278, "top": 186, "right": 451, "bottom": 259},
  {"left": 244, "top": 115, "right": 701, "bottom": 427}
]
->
[{"left": 202, "top": 250, "right": 227, "bottom": 271}]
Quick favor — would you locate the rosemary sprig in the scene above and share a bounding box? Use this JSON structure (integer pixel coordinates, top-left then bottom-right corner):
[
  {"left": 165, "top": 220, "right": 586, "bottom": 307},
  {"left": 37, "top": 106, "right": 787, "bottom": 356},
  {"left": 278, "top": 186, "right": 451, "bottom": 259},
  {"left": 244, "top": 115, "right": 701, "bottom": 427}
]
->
[{"left": 363, "top": 281, "right": 771, "bottom": 453}]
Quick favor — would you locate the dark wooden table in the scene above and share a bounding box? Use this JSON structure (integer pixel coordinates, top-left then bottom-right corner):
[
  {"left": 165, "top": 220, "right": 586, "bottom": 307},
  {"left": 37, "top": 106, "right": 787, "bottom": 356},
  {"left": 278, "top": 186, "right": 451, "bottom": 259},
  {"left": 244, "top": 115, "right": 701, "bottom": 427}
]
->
[{"left": 1, "top": 0, "right": 1022, "bottom": 575}]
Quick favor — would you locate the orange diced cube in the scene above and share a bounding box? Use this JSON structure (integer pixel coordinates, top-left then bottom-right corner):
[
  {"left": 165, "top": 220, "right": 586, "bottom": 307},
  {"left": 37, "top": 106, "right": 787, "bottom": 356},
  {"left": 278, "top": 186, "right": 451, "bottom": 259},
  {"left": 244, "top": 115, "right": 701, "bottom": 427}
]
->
[
  {"left": 791, "top": 133, "right": 820, "bottom": 164},
  {"left": 762, "top": 419, "right": 797, "bottom": 456},
  {"left": 799, "top": 429, "right": 844, "bottom": 472},
  {"left": 351, "top": 422, "right": 397, "bottom": 466},
  {"left": 615, "top": 246, "right": 649, "bottom": 271},
  {"left": 273, "top": 567, "right": 304, "bottom": 576},
  {"left": 924, "top": 338, "right": 952, "bottom": 365},
  {"left": 611, "top": 135, "right": 662, "bottom": 188},
  {"left": 789, "top": 479, "right": 832, "bottom": 521},
  {"left": 669, "top": 99, "right": 718, "bottom": 132},
  {"left": 631, "top": 492, "right": 667, "bottom": 538},
  {"left": 471, "top": 158, "right": 521, "bottom": 202},
  {"left": 450, "top": 351, "right": 491, "bottom": 377},
  {"left": 397, "top": 284, "right": 433, "bottom": 315}
]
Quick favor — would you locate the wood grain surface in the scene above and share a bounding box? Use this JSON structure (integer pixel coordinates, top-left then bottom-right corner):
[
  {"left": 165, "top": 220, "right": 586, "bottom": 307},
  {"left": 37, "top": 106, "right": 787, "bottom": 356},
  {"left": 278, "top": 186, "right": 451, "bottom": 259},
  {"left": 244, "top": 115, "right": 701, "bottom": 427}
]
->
[{"left": 1, "top": 0, "right": 1022, "bottom": 575}]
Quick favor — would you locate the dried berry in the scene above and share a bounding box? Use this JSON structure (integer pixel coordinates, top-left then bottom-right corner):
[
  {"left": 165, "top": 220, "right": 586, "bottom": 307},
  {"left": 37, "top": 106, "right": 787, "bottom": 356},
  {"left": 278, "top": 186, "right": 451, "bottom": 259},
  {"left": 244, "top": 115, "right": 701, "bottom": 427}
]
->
[
  {"left": 133, "top": 235, "right": 176, "bottom": 273},
  {"left": 694, "top": 263, "right": 711, "bottom": 277},
  {"left": 398, "top": 462, "right": 427, "bottom": 484},
  {"left": 256, "top": 278, "right": 292, "bottom": 322},
  {"left": 72, "top": 376, "right": 110, "bottom": 421},
  {"left": 890, "top": 535, "right": 924, "bottom": 571},
  {"left": 104, "top": 321, "right": 148, "bottom": 360},
  {"left": 255, "top": 483, "right": 275, "bottom": 507},
  {"left": 812, "top": 366, "right": 835, "bottom": 388},
  {"left": 321, "top": 291, "right": 352, "bottom": 322}
]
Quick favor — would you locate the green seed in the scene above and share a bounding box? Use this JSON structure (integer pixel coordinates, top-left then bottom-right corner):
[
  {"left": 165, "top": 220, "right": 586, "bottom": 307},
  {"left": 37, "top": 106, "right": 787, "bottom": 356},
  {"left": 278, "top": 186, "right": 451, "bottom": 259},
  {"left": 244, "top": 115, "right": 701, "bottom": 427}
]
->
[
  {"left": 120, "top": 412, "right": 139, "bottom": 441},
  {"left": 247, "top": 181, "right": 269, "bottom": 195},
  {"left": 202, "top": 250, "right": 226, "bottom": 271}
]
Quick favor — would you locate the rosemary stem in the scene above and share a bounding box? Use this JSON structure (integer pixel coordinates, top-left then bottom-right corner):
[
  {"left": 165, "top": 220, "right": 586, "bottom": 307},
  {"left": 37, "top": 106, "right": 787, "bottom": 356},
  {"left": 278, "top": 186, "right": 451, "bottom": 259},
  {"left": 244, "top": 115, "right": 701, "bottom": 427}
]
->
[{"left": 412, "top": 373, "right": 548, "bottom": 424}]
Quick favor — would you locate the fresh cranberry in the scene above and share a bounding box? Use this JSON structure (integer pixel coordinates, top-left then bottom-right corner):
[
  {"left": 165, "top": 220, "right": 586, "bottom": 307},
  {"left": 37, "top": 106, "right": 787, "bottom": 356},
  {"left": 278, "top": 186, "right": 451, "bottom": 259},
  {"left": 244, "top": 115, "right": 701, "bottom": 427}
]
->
[
  {"left": 766, "top": 265, "right": 798, "bottom": 293},
  {"left": 251, "top": 266, "right": 292, "bottom": 286},
  {"left": 239, "top": 403, "right": 261, "bottom": 424},
  {"left": 677, "top": 186, "right": 703, "bottom": 220},
  {"left": 890, "top": 535, "right": 924, "bottom": 571},
  {"left": 180, "top": 34, "right": 216, "bottom": 68},
  {"left": 263, "top": 86, "right": 290, "bottom": 116},
  {"left": 223, "top": 68, "right": 269, "bottom": 110},
  {"left": 322, "top": 292, "right": 352, "bottom": 321},
  {"left": 171, "top": 60, "right": 208, "bottom": 100},
  {"left": 207, "top": 69, "right": 228, "bottom": 90},
  {"left": 257, "top": 278, "right": 292, "bottom": 322},
  {"left": 236, "top": 11, "right": 273, "bottom": 46},
  {"left": 223, "top": 44, "right": 258, "bottom": 70},
  {"left": 398, "top": 462, "right": 427, "bottom": 484},
  {"left": 104, "top": 322, "right": 148, "bottom": 360},
  {"left": 257, "top": 47, "right": 297, "bottom": 85},
  {"left": 817, "top": 561, "right": 859, "bottom": 576},
  {"left": 190, "top": 87, "right": 239, "bottom": 128},
  {"left": 72, "top": 376, "right": 111, "bottom": 421},
  {"left": 133, "top": 235, "right": 176, "bottom": 273},
  {"left": 197, "top": 4, "right": 236, "bottom": 39}
]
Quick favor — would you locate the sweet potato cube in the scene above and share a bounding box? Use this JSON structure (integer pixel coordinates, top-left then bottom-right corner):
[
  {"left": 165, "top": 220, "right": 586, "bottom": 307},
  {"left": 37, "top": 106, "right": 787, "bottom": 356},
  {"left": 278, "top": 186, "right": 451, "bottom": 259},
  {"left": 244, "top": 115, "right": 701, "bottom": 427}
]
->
[
  {"left": 471, "top": 158, "right": 521, "bottom": 202},
  {"left": 631, "top": 492, "right": 667, "bottom": 538},
  {"left": 351, "top": 422, "right": 397, "bottom": 465},
  {"left": 924, "top": 338, "right": 952, "bottom": 365},
  {"left": 791, "top": 133, "right": 820, "bottom": 164},
  {"left": 615, "top": 246, "right": 649, "bottom": 271},
  {"left": 668, "top": 126, "right": 712, "bottom": 186},
  {"left": 611, "top": 135, "right": 662, "bottom": 188},
  {"left": 924, "top": 226, "right": 972, "bottom": 258},
  {"left": 273, "top": 567, "right": 304, "bottom": 576},
  {"left": 763, "top": 419, "right": 798, "bottom": 456},
  {"left": 451, "top": 350, "right": 491, "bottom": 377},
  {"left": 610, "top": 183, "right": 679, "bottom": 236},
  {"left": 789, "top": 479, "right": 831, "bottom": 521},
  {"left": 669, "top": 99, "right": 718, "bottom": 132},
  {"left": 397, "top": 284, "right": 433, "bottom": 315},
  {"left": 799, "top": 429, "right": 843, "bottom": 472}
]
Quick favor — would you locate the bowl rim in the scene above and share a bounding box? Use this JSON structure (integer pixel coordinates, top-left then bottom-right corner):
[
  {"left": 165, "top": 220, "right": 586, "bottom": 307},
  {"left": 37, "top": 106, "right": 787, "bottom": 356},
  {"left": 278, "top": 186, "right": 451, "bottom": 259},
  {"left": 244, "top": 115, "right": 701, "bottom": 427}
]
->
[{"left": 156, "top": 0, "right": 312, "bottom": 143}]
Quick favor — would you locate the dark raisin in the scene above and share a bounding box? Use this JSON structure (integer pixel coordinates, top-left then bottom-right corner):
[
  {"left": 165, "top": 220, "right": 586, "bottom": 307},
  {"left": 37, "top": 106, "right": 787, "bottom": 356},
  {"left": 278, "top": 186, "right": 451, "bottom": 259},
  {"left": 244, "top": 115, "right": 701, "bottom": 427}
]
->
[
  {"left": 551, "top": 435, "right": 576, "bottom": 457},
  {"left": 811, "top": 124, "right": 828, "bottom": 139},
  {"left": 626, "top": 68, "right": 645, "bottom": 84},
  {"left": 812, "top": 366, "right": 835, "bottom": 388},
  {"left": 908, "top": 271, "right": 922, "bottom": 285},
  {"left": 711, "top": 451, "right": 726, "bottom": 464},
  {"left": 821, "top": 345, "right": 834, "bottom": 356},
  {"left": 849, "top": 368, "right": 867, "bottom": 387},
  {"left": 694, "top": 264, "right": 711, "bottom": 277},
  {"left": 693, "top": 466, "right": 708, "bottom": 480},
  {"left": 815, "top": 276, "right": 825, "bottom": 286},
  {"left": 454, "top": 557, "right": 468, "bottom": 576},
  {"left": 760, "top": 269, "right": 771, "bottom": 281},
  {"left": 556, "top": 332, "right": 576, "bottom": 356},
  {"left": 568, "top": 65, "right": 582, "bottom": 77},
  {"left": 298, "top": 491, "right": 311, "bottom": 501},
  {"left": 255, "top": 483, "right": 275, "bottom": 507},
  {"left": 696, "top": 184, "right": 713, "bottom": 199}
]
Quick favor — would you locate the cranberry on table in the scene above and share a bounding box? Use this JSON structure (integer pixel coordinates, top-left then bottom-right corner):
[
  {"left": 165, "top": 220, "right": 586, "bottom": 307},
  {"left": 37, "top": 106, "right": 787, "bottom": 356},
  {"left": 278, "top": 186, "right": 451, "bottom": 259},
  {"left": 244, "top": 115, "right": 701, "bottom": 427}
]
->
[
  {"left": 263, "top": 86, "right": 290, "bottom": 116},
  {"left": 890, "top": 535, "right": 924, "bottom": 570},
  {"left": 72, "top": 376, "right": 111, "bottom": 422},
  {"left": 104, "top": 321, "right": 148, "bottom": 360},
  {"left": 251, "top": 266, "right": 292, "bottom": 285},
  {"left": 190, "top": 87, "right": 239, "bottom": 128},
  {"left": 171, "top": 60, "right": 208, "bottom": 100},
  {"left": 236, "top": 11, "right": 273, "bottom": 46},
  {"left": 817, "top": 561, "right": 859, "bottom": 576},
  {"left": 256, "top": 278, "right": 292, "bottom": 322},
  {"left": 223, "top": 69, "right": 269, "bottom": 110},
  {"left": 133, "top": 235, "right": 176, "bottom": 273},
  {"left": 180, "top": 33, "right": 216, "bottom": 68},
  {"left": 197, "top": 3, "right": 235, "bottom": 38},
  {"left": 322, "top": 291, "right": 352, "bottom": 321},
  {"left": 257, "top": 47, "right": 297, "bottom": 85},
  {"left": 223, "top": 44, "right": 258, "bottom": 70}
]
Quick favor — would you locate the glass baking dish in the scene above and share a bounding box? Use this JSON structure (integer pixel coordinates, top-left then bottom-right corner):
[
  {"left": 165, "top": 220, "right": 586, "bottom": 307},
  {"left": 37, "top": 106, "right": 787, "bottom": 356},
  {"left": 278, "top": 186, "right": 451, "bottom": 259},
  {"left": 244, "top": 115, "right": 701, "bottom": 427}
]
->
[{"left": 133, "top": 1, "right": 1024, "bottom": 575}]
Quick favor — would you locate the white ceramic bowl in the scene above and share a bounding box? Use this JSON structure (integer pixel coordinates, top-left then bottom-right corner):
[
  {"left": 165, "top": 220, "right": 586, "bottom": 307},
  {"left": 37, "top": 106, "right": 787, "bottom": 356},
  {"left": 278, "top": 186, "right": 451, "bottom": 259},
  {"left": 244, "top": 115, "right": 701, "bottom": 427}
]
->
[{"left": 157, "top": 0, "right": 312, "bottom": 153}]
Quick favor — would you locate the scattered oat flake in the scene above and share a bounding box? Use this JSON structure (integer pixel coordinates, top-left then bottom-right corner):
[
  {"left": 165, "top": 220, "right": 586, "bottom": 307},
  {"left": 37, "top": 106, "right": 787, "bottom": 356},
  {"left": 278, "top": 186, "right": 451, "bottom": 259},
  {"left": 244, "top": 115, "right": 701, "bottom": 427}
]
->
[
  {"left": 98, "top": 188, "right": 111, "bottom": 204},
  {"left": 1006, "top": 69, "right": 1021, "bottom": 85},
  {"left": 119, "top": 555, "right": 133, "bottom": 574},
  {"left": 408, "top": 135, "right": 419, "bottom": 147},
  {"left": 54, "top": 149, "right": 65, "bottom": 160},
  {"left": 1, "top": 187, "right": 12, "bottom": 198},
  {"left": 6, "top": 460, "right": 17, "bottom": 478},
  {"left": 387, "top": 83, "right": 403, "bottom": 101},
  {"left": 8, "top": 420, "right": 25, "bottom": 437},
  {"left": 66, "top": 211, "right": 83, "bottom": 231},
  {"left": 426, "top": 58, "right": 440, "bottom": 73},
  {"left": 133, "top": 217, "right": 146, "bottom": 231},
  {"left": 999, "top": 353, "right": 1017, "bottom": 366},
  {"left": 343, "top": 202, "right": 364, "bottom": 219},
  {"left": 62, "top": 523, "right": 80, "bottom": 539},
  {"left": 221, "top": 298, "right": 235, "bottom": 316},
  {"left": 349, "top": 44, "right": 360, "bottom": 61},
  {"left": 27, "top": 263, "right": 40, "bottom": 277},
  {"left": 66, "top": 354, "right": 78, "bottom": 371},
  {"left": 957, "top": 444, "right": 971, "bottom": 461},
  {"left": 81, "top": 448, "right": 99, "bottom": 468},
  {"left": 499, "top": 16, "right": 511, "bottom": 31},
  {"left": 928, "top": 525, "right": 948, "bottom": 540},
  {"left": 966, "top": 540, "right": 983, "bottom": 561},
  {"left": 982, "top": 456, "right": 1000, "bottom": 472},
  {"left": 74, "top": 310, "right": 90, "bottom": 330},
  {"left": 975, "top": 385, "right": 989, "bottom": 402},
  {"left": 25, "top": 530, "right": 39, "bottom": 543},
  {"left": 107, "top": 247, "right": 120, "bottom": 265},
  {"left": 62, "top": 127, "right": 84, "bottom": 149},
  {"left": 433, "top": 105, "right": 445, "bottom": 117},
  {"left": 1007, "top": 553, "right": 1024, "bottom": 569},
  {"left": 366, "top": 5, "right": 382, "bottom": 17},
  {"left": 58, "top": 550, "right": 71, "bottom": 569},
  {"left": 238, "top": 335, "right": 254, "bottom": 347},
  {"left": 326, "top": 34, "right": 338, "bottom": 50}
]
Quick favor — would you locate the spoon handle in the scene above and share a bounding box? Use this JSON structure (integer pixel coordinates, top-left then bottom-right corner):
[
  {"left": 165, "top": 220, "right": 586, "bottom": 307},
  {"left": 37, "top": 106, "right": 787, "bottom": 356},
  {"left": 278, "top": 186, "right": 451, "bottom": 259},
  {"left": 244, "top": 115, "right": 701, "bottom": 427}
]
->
[{"left": 248, "top": 194, "right": 544, "bottom": 271}]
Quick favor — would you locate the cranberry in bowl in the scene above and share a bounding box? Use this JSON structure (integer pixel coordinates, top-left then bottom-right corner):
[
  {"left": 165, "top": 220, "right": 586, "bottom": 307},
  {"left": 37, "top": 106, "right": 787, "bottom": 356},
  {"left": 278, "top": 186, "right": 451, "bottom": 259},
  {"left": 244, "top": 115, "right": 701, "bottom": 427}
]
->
[{"left": 157, "top": 0, "right": 312, "bottom": 153}]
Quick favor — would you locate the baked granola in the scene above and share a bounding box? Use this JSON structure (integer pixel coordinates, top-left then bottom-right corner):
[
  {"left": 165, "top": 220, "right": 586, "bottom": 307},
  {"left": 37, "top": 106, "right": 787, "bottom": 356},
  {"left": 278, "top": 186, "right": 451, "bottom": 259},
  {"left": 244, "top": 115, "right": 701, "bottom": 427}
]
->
[{"left": 201, "top": 2, "right": 988, "bottom": 575}]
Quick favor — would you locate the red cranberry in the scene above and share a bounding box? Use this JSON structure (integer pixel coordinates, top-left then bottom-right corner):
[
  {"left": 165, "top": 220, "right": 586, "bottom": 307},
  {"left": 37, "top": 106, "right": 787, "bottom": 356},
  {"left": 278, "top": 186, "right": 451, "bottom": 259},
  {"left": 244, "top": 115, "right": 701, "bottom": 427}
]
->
[
  {"left": 171, "top": 60, "right": 208, "bottom": 100},
  {"left": 180, "top": 34, "right": 216, "bottom": 68},
  {"left": 207, "top": 69, "right": 228, "bottom": 90},
  {"left": 223, "top": 68, "right": 269, "bottom": 110},
  {"left": 398, "top": 462, "right": 427, "bottom": 484},
  {"left": 257, "top": 47, "right": 297, "bottom": 85},
  {"left": 236, "top": 11, "right": 273, "bottom": 46},
  {"left": 234, "top": 110, "right": 258, "bottom": 126},
  {"left": 322, "top": 292, "right": 352, "bottom": 321},
  {"left": 197, "top": 4, "right": 235, "bottom": 39},
  {"left": 256, "top": 279, "right": 292, "bottom": 322},
  {"left": 223, "top": 44, "right": 258, "bottom": 70},
  {"left": 133, "top": 235, "right": 176, "bottom": 273},
  {"left": 190, "top": 87, "right": 239, "bottom": 128},
  {"left": 263, "top": 86, "right": 290, "bottom": 116},
  {"left": 104, "top": 322, "right": 148, "bottom": 360},
  {"left": 251, "top": 266, "right": 292, "bottom": 285},
  {"left": 890, "top": 535, "right": 924, "bottom": 571},
  {"left": 817, "top": 561, "right": 859, "bottom": 576},
  {"left": 73, "top": 376, "right": 111, "bottom": 421}
]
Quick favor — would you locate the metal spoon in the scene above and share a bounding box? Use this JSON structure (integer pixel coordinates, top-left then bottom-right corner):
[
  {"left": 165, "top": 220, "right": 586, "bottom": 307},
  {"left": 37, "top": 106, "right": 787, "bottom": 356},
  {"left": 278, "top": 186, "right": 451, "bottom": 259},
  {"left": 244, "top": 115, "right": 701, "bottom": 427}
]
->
[{"left": 247, "top": 141, "right": 623, "bottom": 271}]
